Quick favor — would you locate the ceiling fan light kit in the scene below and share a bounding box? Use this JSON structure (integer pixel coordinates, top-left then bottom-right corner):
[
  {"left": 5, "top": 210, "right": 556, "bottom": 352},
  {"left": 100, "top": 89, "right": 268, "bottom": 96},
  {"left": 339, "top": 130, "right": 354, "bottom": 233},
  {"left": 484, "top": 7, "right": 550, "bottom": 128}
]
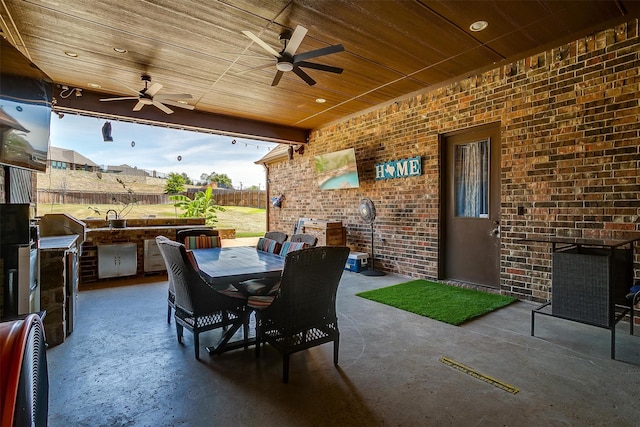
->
[{"left": 276, "top": 60, "right": 294, "bottom": 72}]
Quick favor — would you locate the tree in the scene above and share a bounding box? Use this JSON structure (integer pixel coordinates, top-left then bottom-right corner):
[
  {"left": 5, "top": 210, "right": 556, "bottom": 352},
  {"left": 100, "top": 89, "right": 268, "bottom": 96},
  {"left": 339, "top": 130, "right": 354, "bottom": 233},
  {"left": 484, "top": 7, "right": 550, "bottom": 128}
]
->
[
  {"left": 165, "top": 172, "right": 186, "bottom": 194},
  {"left": 245, "top": 185, "right": 260, "bottom": 191},
  {"left": 200, "top": 171, "right": 233, "bottom": 188},
  {"left": 88, "top": 178, "right": 138, "bottom": 219},
  {"left": 170, "top": 187, "right": 223, "bottom": 226},
  {"left": 180, "top": 172, "right": 193, "bottom": 185}
]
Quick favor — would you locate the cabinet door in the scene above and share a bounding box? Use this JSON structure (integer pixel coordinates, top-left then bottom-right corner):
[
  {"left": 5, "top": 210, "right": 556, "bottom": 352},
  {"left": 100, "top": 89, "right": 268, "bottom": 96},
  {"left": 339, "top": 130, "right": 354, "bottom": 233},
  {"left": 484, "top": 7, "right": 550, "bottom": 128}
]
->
[
  {"left": 144, "top": 239, "right": 166, "bottom": 272},
  {"left": 98, "top": 243, "right": 137, "bottom": 278},
  {"left": 117, "top": 243, "right": 137, "bottom": 276}
]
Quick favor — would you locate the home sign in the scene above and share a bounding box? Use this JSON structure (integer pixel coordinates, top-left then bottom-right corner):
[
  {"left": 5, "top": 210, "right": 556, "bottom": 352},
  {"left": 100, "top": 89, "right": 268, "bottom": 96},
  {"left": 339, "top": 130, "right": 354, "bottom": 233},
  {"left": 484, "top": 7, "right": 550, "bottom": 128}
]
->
[{"left": 375, "top": 156, "right": 422, "bottom": 180}]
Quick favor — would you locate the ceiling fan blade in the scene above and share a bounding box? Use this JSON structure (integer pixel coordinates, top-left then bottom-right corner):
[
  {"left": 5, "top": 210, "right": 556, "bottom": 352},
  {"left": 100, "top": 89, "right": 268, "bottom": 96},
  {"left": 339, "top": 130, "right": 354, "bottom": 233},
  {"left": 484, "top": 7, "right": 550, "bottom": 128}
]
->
[
  {"left": 153, "top": 100, "right": 174, "bottom": 114},
  {"left": 146, "top": 82, "right": 163, "bottom": 97},
  {"left": 100, "top": 96, "right": 139, "bottom": 102},
  {"left": 132, "top": 101, "right": 145, "bottom": 111},
  {"left": 271, "top": 70, "right": 284, "bottom": 86},
  {"left": 154, "top": 93, "right": 193, "bottom": 100},
  {"left": 296, "top": 61, "right": 343, "bottom": 74},
  {"left": 293, "top": 66, "right": 316, "bottom": 86},
  {"left": 284, "top": 25, "right": 308, "bottom": 56},
  {"left": 160, "top": 100, "right": 195, "bottom": 110},
  {"left": 294, "top": 44, "right": 344, "bottom": 62},
  {"left": 242, "top": 30, "right": 281, "bottom": 58}
]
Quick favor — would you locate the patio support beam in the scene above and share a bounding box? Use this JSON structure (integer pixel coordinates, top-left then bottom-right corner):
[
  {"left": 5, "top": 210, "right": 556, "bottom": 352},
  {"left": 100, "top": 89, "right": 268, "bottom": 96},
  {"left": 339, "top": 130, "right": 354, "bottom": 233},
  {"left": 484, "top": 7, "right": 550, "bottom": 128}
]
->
[{"left": 54, "top": 89, "right": 310, "bottom": 144}]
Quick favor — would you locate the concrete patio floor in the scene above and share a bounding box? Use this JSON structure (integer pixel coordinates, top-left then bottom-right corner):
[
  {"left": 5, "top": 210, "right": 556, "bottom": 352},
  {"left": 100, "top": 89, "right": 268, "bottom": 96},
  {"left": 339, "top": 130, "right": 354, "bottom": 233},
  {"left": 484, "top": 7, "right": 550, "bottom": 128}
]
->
[{"left": 47, "top": 268, "right": 640, "bottom": 426}]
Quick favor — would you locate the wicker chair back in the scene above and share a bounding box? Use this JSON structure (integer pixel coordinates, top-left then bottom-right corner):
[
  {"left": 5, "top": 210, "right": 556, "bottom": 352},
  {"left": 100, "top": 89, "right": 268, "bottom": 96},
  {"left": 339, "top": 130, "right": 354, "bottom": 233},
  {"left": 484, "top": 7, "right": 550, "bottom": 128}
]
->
[
  {"left": 176, "top": 228, "right": 219, "bottom": 242},
  {"left": 155, "top": 235, "right": 246, "bottom": 359},
  {"left": 264, "top": 231, "right": 288, "bottom": 244},
  {"left": 165, "top": 228, "right": 219, "bottom": 322},
  {"left": 257, "top": 246, "right": 350, "bottom": 382},
  {"left": 289, "top": 233, "right": 318, "bottom": 247}
]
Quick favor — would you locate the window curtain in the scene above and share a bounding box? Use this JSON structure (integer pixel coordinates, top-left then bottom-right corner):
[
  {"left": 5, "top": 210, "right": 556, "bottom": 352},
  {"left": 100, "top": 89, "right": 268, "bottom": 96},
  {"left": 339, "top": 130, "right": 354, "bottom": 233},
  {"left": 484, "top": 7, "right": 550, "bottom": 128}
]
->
[{"left": 454, "top": 140, "right": 489, "bottom": 217}]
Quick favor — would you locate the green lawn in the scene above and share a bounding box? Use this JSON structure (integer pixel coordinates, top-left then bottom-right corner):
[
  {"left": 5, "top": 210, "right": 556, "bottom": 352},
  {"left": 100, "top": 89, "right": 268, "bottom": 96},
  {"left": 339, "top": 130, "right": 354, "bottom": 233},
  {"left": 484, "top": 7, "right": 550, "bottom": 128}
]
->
[{"left": 36, "top": 203, "right": 266, "bottom": 237}]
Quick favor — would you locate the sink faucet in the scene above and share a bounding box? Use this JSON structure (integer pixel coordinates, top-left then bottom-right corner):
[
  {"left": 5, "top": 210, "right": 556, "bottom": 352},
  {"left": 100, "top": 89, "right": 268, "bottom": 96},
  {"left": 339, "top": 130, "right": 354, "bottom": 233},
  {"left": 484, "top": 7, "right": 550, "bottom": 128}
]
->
[{"left": 105, "top": 209, "right": 118, "bottom": 220}]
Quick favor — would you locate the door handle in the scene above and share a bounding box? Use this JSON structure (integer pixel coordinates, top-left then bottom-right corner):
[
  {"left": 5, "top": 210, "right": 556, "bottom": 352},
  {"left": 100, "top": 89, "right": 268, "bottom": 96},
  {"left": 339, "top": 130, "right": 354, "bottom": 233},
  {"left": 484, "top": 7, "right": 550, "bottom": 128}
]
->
[{"left": 489, "top": 225, "right": 500, "bottom": 237}]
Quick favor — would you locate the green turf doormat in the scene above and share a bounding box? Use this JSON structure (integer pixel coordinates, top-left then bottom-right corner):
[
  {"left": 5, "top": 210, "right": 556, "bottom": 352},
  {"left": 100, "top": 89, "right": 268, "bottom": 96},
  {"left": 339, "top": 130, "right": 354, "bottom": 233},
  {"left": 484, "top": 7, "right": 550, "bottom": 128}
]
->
[{"left": 356, "top": 280, "right": 517, "bottom": 326}]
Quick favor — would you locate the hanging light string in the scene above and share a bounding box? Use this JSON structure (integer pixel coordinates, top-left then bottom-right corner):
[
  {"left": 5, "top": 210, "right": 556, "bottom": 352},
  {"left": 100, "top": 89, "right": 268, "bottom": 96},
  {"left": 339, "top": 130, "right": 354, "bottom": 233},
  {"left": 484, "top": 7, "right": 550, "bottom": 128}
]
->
[
  {"left": 95, "top": 116, "right": 273, "bottom": 151},
  {"left": 231, "top": 139, "right": 272, "bottom": 150}
]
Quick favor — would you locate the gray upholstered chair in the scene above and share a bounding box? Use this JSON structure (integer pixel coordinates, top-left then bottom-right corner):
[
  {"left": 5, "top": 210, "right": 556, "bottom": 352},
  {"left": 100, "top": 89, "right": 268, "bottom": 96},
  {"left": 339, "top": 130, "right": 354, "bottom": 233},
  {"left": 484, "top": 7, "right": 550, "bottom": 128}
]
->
[
  {"left": 290, "top": 233, "right": 318, "bottom": 247},
  {"left": 264, "top": 231, "right": 288, "bottom": 244},
  {"left": 156, "top": 236, "right": 247, "bottom": 359},
  {"left": 254, "top": 246, "right": 350, "bottom": 383}
]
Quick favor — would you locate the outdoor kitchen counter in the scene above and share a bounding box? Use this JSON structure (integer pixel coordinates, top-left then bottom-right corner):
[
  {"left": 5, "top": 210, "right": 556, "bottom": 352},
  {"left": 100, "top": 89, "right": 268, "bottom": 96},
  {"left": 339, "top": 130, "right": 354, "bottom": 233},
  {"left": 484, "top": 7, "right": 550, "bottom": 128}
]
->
[
  {"left": 39, "top": 234, "right": 80, "bottom": 347},
  {"left": 78, "top": 221, "right": 236, "bottom": 287}
]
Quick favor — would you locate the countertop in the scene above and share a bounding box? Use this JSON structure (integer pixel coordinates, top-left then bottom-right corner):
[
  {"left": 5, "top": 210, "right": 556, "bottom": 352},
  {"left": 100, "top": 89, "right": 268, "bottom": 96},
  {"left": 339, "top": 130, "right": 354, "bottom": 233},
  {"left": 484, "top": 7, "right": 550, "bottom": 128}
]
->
[
  {"left": 518, "top": 234, "right": 640, "bottom": 248},
  {"left": 40, "top": 235, "right": 79, "bottom": 250},
  {"left": 86, "top": 225, "right": 200, "bottom": 232}
]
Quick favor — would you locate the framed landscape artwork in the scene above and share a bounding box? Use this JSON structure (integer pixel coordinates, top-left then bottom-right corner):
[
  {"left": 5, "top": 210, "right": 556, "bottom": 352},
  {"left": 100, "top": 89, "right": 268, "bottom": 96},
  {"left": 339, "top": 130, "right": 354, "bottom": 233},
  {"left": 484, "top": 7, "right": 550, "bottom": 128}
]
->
[{"left": 314, "top": 148, "right": 360, "bottom": 190}]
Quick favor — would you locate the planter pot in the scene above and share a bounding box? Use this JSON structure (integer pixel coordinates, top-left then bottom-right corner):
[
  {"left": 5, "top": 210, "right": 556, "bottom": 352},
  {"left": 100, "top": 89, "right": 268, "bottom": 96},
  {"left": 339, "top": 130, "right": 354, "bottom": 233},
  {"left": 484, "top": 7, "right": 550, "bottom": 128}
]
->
[{"left": 109, "top": 219, "right": 127, "bottom": 228}]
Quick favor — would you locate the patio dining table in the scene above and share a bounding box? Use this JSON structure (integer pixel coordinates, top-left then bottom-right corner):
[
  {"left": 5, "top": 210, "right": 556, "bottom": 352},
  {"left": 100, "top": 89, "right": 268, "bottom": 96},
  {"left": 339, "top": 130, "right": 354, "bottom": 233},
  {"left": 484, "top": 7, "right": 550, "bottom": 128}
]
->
[{"left": 190, "top": 246, "right": 285, "bottom": 354}]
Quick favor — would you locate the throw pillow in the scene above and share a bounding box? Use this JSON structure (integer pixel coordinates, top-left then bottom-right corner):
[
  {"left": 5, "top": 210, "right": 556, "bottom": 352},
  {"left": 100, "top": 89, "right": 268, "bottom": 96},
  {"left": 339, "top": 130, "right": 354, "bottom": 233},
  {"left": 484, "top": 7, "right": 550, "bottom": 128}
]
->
[
  {"left": 256, "top": 237, "right": 282, "bottom": 254},
  {"left": 279, "top": 241, "right": 308, "bottom": 257},
  {"left": 184, "top": 235, "right": 221, "bottom": 249}
]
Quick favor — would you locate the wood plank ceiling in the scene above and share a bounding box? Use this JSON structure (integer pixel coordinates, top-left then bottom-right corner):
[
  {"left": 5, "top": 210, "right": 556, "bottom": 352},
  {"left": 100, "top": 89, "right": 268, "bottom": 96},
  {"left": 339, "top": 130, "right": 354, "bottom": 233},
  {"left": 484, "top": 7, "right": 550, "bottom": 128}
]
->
[{"left": 1, "top": 0, "right": 639, "bottom": 143}]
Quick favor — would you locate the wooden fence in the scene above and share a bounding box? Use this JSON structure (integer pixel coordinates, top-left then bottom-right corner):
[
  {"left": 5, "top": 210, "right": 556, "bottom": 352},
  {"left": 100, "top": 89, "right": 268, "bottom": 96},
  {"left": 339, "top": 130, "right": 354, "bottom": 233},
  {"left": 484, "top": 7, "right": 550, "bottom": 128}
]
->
[
  {"left": 209, "top": 189, "right": 267, "bottom": 208},
  {"left": 37, "top": 189, "right": 267, "bottom": 208}
]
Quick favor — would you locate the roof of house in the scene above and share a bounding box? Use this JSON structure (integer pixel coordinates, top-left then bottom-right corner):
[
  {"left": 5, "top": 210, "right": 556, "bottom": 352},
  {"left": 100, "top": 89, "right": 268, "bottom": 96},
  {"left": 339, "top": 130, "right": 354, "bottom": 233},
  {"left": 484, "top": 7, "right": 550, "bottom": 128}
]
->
[
  {"left": 0, "top": 107, "right": 29, "bottom": 132},
  {"left": 255, "top": 144, "right": 290, "bottom": 165},
  {"left": 48, "top": 146, "right": 99, "bottom": 167}
]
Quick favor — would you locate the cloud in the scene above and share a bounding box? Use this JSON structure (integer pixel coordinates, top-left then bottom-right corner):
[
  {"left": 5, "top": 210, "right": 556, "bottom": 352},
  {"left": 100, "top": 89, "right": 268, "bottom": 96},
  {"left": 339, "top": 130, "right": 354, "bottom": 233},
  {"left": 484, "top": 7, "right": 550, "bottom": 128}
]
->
[{"left": 49, "top": 113, "right": 276, "bottom": 187}]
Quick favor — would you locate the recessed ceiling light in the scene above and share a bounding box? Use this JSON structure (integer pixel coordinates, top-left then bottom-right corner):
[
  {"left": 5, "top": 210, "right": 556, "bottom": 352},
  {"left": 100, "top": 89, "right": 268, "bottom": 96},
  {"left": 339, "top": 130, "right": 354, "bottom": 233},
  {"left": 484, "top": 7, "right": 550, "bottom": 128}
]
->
[
  {"left": 113, "top": 47, "right": 127, "bottom": 54},
  {"left": 315, "top": 98, "right": 326, "bottom": 103},
  {"left": 87, "top": 83, "right": 101, "bottom": 89},
  {"left": 64, "top": 51, "right": 78, "bottom": 57},
  {"left": 470, "top": 20, "right": 488, "bottom": 32},
  {"left": 176, "top": 100, "right": 189, "bottom": 105}
]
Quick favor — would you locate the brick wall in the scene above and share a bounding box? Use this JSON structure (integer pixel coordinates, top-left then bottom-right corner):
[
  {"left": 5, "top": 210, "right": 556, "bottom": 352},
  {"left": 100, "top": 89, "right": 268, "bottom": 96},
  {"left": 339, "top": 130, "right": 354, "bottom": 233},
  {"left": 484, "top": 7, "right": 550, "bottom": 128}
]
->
[{"left": 266, "top": 20, "right": 640, "bottom": 303}]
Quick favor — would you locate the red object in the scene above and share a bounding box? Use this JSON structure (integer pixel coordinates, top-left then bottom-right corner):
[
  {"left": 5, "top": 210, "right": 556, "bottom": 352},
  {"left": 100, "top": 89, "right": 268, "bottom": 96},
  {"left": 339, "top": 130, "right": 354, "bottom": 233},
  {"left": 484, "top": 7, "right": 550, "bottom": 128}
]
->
[{"left": 0, "top": 314, "right": 45, "bottom": 427}]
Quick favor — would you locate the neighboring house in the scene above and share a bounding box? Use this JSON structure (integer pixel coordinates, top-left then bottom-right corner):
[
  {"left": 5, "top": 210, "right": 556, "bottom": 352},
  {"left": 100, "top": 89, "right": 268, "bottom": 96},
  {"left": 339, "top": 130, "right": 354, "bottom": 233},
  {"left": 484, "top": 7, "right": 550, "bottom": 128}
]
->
[
  {"left": 103, "top": 164, "right": 150, "bottom": 177},
  {"left": 48, "top": 146, "right": 99, "bottom": 172},
  {"left": 47, "top": 147, "right": 162, "bottom": 178}
]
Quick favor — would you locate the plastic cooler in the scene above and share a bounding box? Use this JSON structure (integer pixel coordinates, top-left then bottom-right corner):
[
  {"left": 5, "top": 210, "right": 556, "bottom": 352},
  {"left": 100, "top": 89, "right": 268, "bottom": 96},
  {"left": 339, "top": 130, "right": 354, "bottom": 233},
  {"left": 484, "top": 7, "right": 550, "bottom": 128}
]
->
[{"left": 345, "top": 252, "right": 369, "bottom": 273}]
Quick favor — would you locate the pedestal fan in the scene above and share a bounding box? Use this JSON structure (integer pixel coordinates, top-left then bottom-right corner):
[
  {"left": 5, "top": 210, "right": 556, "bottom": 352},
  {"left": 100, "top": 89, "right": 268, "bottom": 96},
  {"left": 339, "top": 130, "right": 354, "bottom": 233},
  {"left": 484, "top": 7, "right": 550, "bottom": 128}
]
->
[{"left": 358, "top": 198, "right": 385, "bottom": 276}]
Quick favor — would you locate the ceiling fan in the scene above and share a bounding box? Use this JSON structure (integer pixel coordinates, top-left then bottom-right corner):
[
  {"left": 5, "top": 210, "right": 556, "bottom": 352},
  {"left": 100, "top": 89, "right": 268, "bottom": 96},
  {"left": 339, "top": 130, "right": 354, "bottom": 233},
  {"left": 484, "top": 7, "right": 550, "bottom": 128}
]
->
[
  {"left": 241, "top": 25, "right": 344, "bottom": 86},
  {"left": 99, "top": 75, "right": 194, "bottom": 114}
]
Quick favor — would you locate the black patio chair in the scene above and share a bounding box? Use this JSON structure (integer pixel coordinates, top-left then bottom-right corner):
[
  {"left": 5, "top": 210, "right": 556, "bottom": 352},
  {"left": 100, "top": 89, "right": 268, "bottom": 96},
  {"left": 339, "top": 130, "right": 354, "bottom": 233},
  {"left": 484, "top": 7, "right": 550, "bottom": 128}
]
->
[
  {"left": 289, "top": 233, "right": 318, "bottom": 247},
  {"left": 156, "top": 236, "right": 247, "bottom": 359},
  {"left": 255, "top": 246, "right": 350, "bottom": 383},
  {"left": 165, "top": 228, "right": 220, "bottom": 323},
  {"left": 264, "top": 231, "right": 288, "bottom": 244},
  {"left": 626, "top": 282, "right": 640, "bottom": 334}
]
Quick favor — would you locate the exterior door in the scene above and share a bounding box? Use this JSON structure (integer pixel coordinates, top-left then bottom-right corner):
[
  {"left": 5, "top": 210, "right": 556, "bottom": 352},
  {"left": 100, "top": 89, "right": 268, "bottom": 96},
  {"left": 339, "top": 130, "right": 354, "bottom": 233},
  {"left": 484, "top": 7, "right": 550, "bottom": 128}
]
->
[{"left": 441, "top": 124, "right": 501, "bottom": 287}]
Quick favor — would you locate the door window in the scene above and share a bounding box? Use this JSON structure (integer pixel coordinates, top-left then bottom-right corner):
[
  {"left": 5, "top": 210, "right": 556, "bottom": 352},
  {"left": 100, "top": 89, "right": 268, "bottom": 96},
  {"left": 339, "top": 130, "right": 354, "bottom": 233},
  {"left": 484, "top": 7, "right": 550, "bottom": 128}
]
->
[{"left": 454, "top": 139, "right": 489, "bottom": 218}]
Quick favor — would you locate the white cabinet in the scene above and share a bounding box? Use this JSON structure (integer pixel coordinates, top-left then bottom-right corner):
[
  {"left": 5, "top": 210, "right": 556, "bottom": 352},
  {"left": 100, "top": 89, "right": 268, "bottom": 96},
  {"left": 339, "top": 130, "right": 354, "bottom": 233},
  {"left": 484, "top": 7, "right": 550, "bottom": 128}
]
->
[
  {"left": 144, "top": 239, "right": 166, "bottom": 273},
  {"left": 98, "top": 243, "right": 137, "bottom": 279}
]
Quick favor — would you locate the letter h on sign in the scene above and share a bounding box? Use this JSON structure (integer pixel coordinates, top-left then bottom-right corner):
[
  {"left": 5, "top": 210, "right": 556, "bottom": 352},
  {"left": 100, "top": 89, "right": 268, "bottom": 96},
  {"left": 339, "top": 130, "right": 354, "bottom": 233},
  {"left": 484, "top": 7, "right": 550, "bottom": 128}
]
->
[{"left": 375, "top": 156, "right": 422, "bottom": 180}]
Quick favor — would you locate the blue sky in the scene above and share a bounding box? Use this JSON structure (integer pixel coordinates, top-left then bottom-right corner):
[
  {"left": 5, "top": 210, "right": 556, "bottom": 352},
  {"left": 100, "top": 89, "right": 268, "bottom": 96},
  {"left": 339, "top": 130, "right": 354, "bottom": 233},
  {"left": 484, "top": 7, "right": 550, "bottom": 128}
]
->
[{"left": 49, "top": 113, "right": 277, "bottom": 188}]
